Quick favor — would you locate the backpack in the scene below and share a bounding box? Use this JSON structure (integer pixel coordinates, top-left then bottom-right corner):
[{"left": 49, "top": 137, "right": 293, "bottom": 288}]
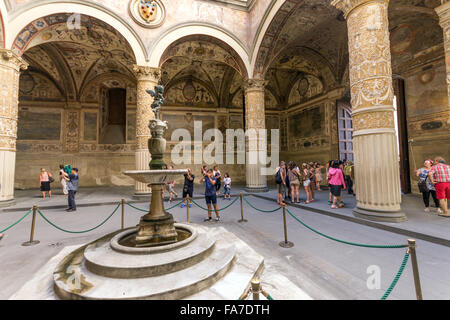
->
[
  {"left": 64, "top": 165, "right": 72, "bottom": 175},
  {"left": 275, "top": 169, "right": 282, "bottom": 184},
  {"left": 418, "top": 176, "right": 429, "bottom": 193}
]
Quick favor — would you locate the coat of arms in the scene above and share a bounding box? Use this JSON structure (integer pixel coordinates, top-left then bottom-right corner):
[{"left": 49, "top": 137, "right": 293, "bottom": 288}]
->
[{"left": 139, "top": 0, "right": 158, "bottom": 23}]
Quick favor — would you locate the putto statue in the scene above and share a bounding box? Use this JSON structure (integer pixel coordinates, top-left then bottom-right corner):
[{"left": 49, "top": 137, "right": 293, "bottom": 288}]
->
[{"left": 146, "top": 85, "right": 165, "bottom": 119}]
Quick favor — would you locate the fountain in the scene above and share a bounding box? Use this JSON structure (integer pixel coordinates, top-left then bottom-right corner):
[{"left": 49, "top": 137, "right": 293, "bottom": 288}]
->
[{"left": 50, "top": 85, "right": 264, "bottom": 300}]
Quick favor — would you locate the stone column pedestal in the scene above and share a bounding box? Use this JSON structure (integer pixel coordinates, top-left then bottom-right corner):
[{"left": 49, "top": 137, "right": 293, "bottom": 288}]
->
[
  {"left": 133, "top": 66, "right": 161, "bottom": 199},
  {"left": 0, "top": 50, "right": 28, "bottom": 207},
  {"left": 244, "top": 79, "right": 268, "bottom": 193},
  {"left": 331, "top": 0, "right": 406, "bottom": 222}
]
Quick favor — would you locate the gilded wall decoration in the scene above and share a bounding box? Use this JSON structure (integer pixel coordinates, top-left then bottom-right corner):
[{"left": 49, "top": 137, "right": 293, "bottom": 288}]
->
[
  {"left": 64, "top": 111, "right": 80, "bottom": 153},
  {"left": 17, "top": 108, "right": 62, "bottom": 141}
]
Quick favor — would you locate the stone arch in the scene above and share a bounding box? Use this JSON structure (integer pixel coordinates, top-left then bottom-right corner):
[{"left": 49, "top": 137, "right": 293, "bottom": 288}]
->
[
  {"left": 7, "top": 2, "right": 147, "bottom": 64},
  {"left": 150, "top": 23, "right": 250, "bottom": 78}
]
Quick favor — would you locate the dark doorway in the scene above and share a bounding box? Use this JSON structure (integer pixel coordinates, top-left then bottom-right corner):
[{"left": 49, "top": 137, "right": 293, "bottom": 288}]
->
[
  {"left": 394, "top": 78, "right": 411, "bottom": 194},
  {"left": 99, "top": 88, "right": 126, "bottom": 144}
]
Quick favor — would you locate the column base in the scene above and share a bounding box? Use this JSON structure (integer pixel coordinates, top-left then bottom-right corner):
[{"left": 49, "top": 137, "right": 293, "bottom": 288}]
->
[
  {"left": 0, "top": 199, "right": 16, "bottom": 208},
  {"left": 244, "top": 186, "right": 269, "bottom": 193},
  {"left": 353, "top": 207, "right": 407, "bottom": 223}
]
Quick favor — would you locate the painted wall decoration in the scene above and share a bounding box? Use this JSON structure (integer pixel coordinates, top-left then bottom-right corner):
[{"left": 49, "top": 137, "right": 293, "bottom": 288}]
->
[
  {"left": 126, "top": 112, "right": 136, "bottom": 142},
  {"left": 229, "top": 114, "right": 244, "bottom": 129},
  {"left": 83, "top": 112, "right": 98, "bottom": 141},
  {"left": 19, "top": 72, "right": 63, "bottom": 101},
  {"left": 390, "top": 24, "right": 415, "bottom": 55},
  {"left": 162, "top": 113, "right": 215, "bottom": 141},
  {"left": 17, "top": 108, "right": 61, "bottom": 141},
  {"left": 288, "top": 105, "right": 327, "bottom": 151},
  {"left": 165, "top": 80, "right": 216, "bottom": 106},
  {"left": 288, "top": 75, "right": 324, "bottom": 105}
]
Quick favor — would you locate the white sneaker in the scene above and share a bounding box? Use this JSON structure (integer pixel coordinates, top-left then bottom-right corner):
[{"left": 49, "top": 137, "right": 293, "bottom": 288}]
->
[
  {"left": 424, "top": 208, "right": 430, "bottom": 213},
  {"left": 437, "top": 208, "right": 443, "bottom": 214}
]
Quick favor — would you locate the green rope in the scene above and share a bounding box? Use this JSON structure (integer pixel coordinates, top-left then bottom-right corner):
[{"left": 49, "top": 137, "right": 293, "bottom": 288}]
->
[
  {"left": 243, "top": 196, "right": 282, "bottom": 213},
  {"left": 0, "top": 209, "right": 32, "bottom": 233},
  {"left": 191, "top": 196, "right": 239, "bottom": 212},
  {"left": 166, "top": 200, "right": 184, "bottom": 210},
  {"left": 286, "top": 208, "right": 408, "bottom": 249},
  {"left": 126, "top": 203, "right": 148, "bottom": 212},
  {"left": 266, "top": 294, "right": 275, "bottom": 300},
  {"left": 381, "top": 251, "right": 410, "bottom": 300},
  {"left": 37, "top": 203, "right": 120, "bottom": 234}
]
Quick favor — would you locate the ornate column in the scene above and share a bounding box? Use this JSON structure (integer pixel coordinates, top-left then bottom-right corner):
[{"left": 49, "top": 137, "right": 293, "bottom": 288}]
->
[
  {"left": 244, "top": 79, "right": 268, "bottom": 193},
  {"left": 331, "top": 0, "right": 406, "bottom": 222},
  {"left": 436, "top": 2, "right": 450, "bottom": 114},
  {"left": 133, "top": 65, "right": 160, "bottom": 198},
  {"left": 0, "top": 49, "right": 28, "bottom": 207}
]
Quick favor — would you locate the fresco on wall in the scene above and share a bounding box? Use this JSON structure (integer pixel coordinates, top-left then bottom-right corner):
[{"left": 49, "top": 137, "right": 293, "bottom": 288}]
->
[
  {"left": 83, "top": 112, "right": 98, "bottom": 141},
  {"left": 165, "top": 80, "right": 216, "bottom": 106},
  {"left": 126, "top": 112, "right": 136, "bottom": 142},
  {"left": 229, "top": 114, "right": 244, "bottom": 129},
  {"left": 288, "top": 105, "right": 325, "bottom": 140},
  {"left": 288, "top": 75, "right": 324, "bottom": 105},
  {"left": 19, "top": 72, "right": 64, "bottom": 101},
  {"left": 162, "top": 113, "right": 215, "bottom": 141},
  {"left": 17, "top": 109, "right": 61, "bottom": 141}
]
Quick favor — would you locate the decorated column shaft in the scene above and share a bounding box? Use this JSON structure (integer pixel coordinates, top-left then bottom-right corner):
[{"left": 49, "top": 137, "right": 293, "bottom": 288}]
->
[
  {"left": 436, "top": 2, "right": 450, "bottom": 115},
  {"left": 0, "top": 49, "right": 28, "bottom": 206},
  {"left": 332, "top": 0, "right": 406, "bottom": 222},
  {"left": 244, "top": 79, "right": 268, "bottom": 192},
  {"left": 133, "top": 66, "right": 161, "bottom": 196}
]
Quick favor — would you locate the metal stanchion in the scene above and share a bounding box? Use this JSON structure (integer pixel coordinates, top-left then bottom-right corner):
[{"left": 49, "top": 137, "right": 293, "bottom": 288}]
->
[
  {"left": 186, "top": 195, "right": 190, "bottom": 223},
  {"left": 238, "top": 193, "right": 247, "bottom": 223},
  {"left": 251, "top": 278, "right": 261, "bottom": 300},
  {"left": 408, "top": 239, "right": 423, "bottom": 300},
  {"left": 22, "top": 205, "right": 40, "bottom": 246},
  {"left": 279, "top": 205, "right": 294, "bottom": 248},
  {"left": 121, "top": 199, "right": 125, "bottom": 230}
]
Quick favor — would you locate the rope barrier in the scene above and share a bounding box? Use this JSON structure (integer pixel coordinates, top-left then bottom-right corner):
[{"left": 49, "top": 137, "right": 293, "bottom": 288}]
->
[
  {"left": 243, "top": 196, "right": 282, "bottom": 213},
  {"left": 286, "top": 208, "right": 408, "bottom": 249},
  {"left": 37, "top": 203, "right": 120, "bottom": 234},
  {"left": 191, "top": 196, "right": 239, "bottom": 212},
  {"left": 381, "top": 251, "right": 410, "bottom": 300},
  {"left": 126, "top": 200, "right": 184, "bottom": 213},
  {"left": 0, "top": 209, "right": 32, "bottom": 233}
]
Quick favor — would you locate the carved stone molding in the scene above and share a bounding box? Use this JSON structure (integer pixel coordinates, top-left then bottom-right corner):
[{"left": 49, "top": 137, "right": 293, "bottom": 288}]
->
[
  {"left": 331, "top": 0, "right": 389, "bottom": 19},
  {"left": 0, "top": 49, "right": 28, "bottom": 72},
  {"left": 133, "top": 65, "right": 161, "bottom": 82},
  {"left": 243, "top": 79, "right": 267, "bottom": 93}
]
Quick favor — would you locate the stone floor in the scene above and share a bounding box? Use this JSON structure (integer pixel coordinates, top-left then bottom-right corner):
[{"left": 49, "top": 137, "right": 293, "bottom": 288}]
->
[{"left": 1, "top": 185, "right": 450, "bottom": 300}]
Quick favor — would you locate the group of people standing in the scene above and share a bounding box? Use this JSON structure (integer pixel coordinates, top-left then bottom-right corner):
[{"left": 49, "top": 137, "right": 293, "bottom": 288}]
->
[
  {"left": 416, "top": 156, "right": 450, "bottom": 217},
  {"left": 275, "top": 159, "right": 354, "bottom": 209},
  {"left": 38, "top": 164, "right": 79, "bottom": 212}
]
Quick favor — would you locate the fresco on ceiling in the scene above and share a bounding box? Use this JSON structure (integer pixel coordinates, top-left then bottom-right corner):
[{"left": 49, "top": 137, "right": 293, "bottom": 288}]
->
[
  {"left": 17, "top": 108, "right": 61, "bottom": 141},
  {"left": 19, "top": 72, "right": 64, "bottom": 101},
  {"left": 265, "top": 89, "right": 278, "bottom": 109},
  {"left": 288, "top": 75, "right": 324, "bottom": 106},
  {"left": 231, "top": 89, "right": 244, "bottom": 109},
  {"left": 165, "top": 80, "right": 217, "bottom": 107},
  {"left": 83, "top": 112, "right": 98, "bottom": 142}
]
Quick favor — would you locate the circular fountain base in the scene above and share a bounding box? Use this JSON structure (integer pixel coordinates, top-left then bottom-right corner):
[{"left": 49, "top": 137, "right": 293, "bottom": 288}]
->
[{"left": 53, "top": 224, "right": 237, "bottom": 300}]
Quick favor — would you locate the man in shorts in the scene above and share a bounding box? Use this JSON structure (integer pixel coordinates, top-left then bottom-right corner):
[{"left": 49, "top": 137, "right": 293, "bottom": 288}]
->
[
  {"left": 201, "top": 169, "right": 220, "bottom": 222},
  {"left": 429, "top": 157, "right": 450, "bottom": 217}
]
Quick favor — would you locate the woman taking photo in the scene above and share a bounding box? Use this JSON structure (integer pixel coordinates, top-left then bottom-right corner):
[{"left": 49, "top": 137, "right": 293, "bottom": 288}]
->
[
  {"left": 39, "top": 168, "right": 53, "bottom": 199},
  {"left": 416, "top": 159, "right": 442, "bottom": 214}
]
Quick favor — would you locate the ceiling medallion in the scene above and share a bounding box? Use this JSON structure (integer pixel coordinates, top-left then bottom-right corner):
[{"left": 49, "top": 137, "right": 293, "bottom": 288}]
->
[{"left": 129, "top": 0, "right": 166, "bottom": 28}]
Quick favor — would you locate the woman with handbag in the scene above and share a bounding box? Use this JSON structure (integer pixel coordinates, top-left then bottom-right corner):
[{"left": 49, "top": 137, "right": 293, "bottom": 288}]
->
[
  {"left": 39, "top": 168, "right": 53, "bottom": 199},
  {"left": 416, "top": 159, "right": 441, "bottom": 214}
]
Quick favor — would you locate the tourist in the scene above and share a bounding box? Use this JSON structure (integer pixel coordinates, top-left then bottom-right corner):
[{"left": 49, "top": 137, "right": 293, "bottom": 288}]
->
[
  {"left": 181, "top": 168, "right": 194, "bottom": 208},
  {"left": 288, "top": 161, "right": 301, "bottom": 203},
  {"left": 213, "top": 165, "right": 221, "bottom": 195},
  {"left": 275, "top": 161, "right": 287, "bottom": 206},
  {"left": 429, "top": 157, "right": 450, "bottom": 217},
  {"left": 59, "top": 164, "right": 68, "bottom": 195},
  {"left": 223, "top": 173, "right": 231, "bottom": 200},
  {"left": 201, "top": 165, "right": 208, "bottom": 178},
  {"left": 64, "top": 168, "right": 79, "bottom": 212},
  {"left": 302, "top": 163, "right": 312, "bottom": 204},
  {"left": 416, "top": 159, "right": 441, "bottom": 214},
  {"left": 39, "top": 168, "right": 53, "bottom": 199},
  {"left": 201, "top": 169, "right": 220, "bottom": 222},
  {"left": 165, "top": 165, "right": 178, "bottom": 203},
  {"left": 344, "top": 160, "right": 354, "bottom": 195},
  {"left": 326, "top": 160, "right": 333, "bottom": 204},
  {"left": 308, "top": 163, "right": 316, "bottom": 202},
  {"left": 314, "top": 162, "right": 324, "bottom": 191},
  {"left": 328, "top": 160, "right": 346, "bottom": 209}
]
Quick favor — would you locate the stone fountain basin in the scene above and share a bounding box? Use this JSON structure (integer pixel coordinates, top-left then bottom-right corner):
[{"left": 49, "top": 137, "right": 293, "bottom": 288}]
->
[{"left": 124, "top": 169, "right": 188, "bottom": 185}]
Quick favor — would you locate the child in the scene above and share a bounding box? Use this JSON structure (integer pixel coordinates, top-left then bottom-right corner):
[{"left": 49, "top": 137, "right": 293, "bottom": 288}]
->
[
  {"left": 181, "top": 168, "right": 194, "bottom": 208},
  {"left": 201, "top": 169, "right": 220, "bottom": 222},
  {"left": 64, "top": 168, "right": 79, "bottom": 212},
  {"left": 223, "top": 173, "right": 231, "bottom": 200},
  {"left": 165, "top": 165, "right": 178, "bottom": 203}
]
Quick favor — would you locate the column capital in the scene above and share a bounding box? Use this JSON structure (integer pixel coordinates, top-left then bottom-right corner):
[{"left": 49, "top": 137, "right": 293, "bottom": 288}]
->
[
  {"left": 133, "top": 65, "right": 161, "bottom": 82},
  {"left": 243, "top": 79, "right": 268, "bottom": 93},
  {"left": 0, "top": 49, "right": 28, "bottom": 72},
  {"left": 331, "top": 0, "right": 388, "bottom": 18},
  {"left": 436, "top": 1, "right": 450, "bottom": 28}
]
